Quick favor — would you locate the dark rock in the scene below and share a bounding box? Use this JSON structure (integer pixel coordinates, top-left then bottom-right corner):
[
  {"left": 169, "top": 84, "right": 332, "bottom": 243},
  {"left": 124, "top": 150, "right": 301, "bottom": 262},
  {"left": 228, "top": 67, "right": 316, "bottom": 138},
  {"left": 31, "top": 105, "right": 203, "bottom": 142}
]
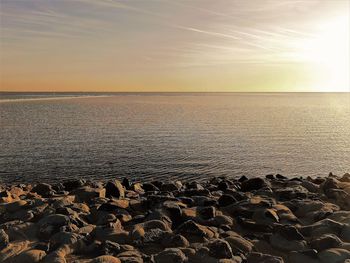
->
[
  {"left": 161, "top": 183, "right": 179, "bottom": 192},
  {"left": 218, "top": 194, "right": 237, "bottom": 207},
  {"left": 207, "top": 239, "right": 233, "bottom": 259},
  {"left": 62, "top": 179, "right": 86, "bottom": 191},
  {"left": 122, "top": 178, "right": 131, "bottom": 189},
  {"left": 275, "top": 186, "right": 308, "bottom": 201},
  {"left": 164, "top": 234, "right": 189, "bottom": 248},
  {"left": 198, "top": 206, "right": 215, "bottom": 219},
  {"left": 154, "top": 248, "right": 187, "bottom": 263},
  {"left": 31, "top": 183, "right": 54, "bottom": 197},
  {"left": 276, "top": 174, "right": 287, "bottom": 180},
  {"left": 34, "top": 242, "right": 50, "bottom": 252},
  {"left": 266, "top": 174, "right": 275, "bottom": 180},
  {"left": 176, "top": 220, "right": 215, "bottom": 242},
  {"left": 237, "top": 217, "right": 273, "bottom": 232},
  {"left": 241, "top": 178, "right": 269, "bottom": 192},
  {"left": 310, "top": 234, "right": 342, "bottom": 251},
  {"left": 151, "top": 180, "right": 163, "bottom": 189},
  {"left": 238, "top": 175, "right": 248, "bottom": 182},
  {"left": 276, "top": 225, "right": 304, "bottom": 241},
  {"left": 218, "top": 181, "right": 229, "bottom": 191},
  {"left": 50, "top": 232, "right": 80, "bottom": 249},
  {"left": 72, "top": 186, "right": 106, "bottom": 202},
  {"left": 0, "top": 229, "right": 9, "bottom": 249},
  {"left": 142, "top": 183, "right": 159, "bottom": 192},
  {"left": 185, "top": 182, "right": 204, "bottom": 190},
  {"left": 247, "top": 252, "right": 284, "bottom": 263},
  {"left": 100, "top": 240, "right": 121, "bottom": 256},
  {"left": 106, "top": 180, "right": 125, "bottom": 198}
]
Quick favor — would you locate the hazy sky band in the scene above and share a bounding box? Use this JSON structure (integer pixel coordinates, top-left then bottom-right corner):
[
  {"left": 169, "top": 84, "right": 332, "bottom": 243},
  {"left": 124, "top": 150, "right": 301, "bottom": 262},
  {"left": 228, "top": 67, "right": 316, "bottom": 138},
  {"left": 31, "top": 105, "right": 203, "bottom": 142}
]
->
[{"left": 0, "top": 0, "right": 349, "bottom": 92}]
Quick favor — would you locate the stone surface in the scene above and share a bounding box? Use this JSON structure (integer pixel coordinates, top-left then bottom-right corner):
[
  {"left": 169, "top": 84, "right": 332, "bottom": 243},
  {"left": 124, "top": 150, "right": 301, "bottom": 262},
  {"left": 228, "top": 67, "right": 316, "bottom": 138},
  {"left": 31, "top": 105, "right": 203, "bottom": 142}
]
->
[{"left": 0, "top": 174, "right": 349, "bottom": 263}]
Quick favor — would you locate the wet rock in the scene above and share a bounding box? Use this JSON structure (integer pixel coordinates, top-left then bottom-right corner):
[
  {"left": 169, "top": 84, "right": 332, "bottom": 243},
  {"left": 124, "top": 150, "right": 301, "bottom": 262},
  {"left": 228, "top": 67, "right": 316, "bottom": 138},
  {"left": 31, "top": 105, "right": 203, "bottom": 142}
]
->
[
  {"left": 299, "top": 219, "right": 344, "bottom": 238},
  {"left": 161, "top": 182, "right": 180, "bottom": 192},
  {"left": 276, "top": 174, "right": 287, "bottom": 180},
  {"left": 275, "top": 225, "right": 304, "bottom": 241},
  {"left": 288, "top": 250, "right": 319, "bottom": 263},
  {"left": 62, "top": 179, "right": 86, "bottom": 191},
  {"left": 238, "top": 176, "right": 248, "bottom": 182},
  {"left": 318, "top": 248, "right": 350, "bottom": 263},
  {"left": 185, "top": 182, "right": 204, "bottom": 190},
  {"left": 73, "top": 186, "right": 106, "bottom": 202},
  {"left": 241, "top": 178, "right": 269, "bottom": 192},
  {"left": 207, "top": 239, "right": 233, "bottom": 259},
  {"left": 163, "top": 234, "right": 189, "bottom": 248},
  {"left": 100, "top": 240, "right": 121, "bottom": 255},
  {"left": 218, "top": 194, "right": 237, "bottom": 207},
  {"left": 91, "top": 255, "right": 121, "bottom": 263},
  {"left": 31, "top": 183, "right": 54, "bottom": 197},
  {"left": 265, "top": 174, "right": 275, "bottom": 180},
  {"left": 275, "top": 185, "right": 308, "bottom": 201},
  {"left": 49, "top": 231, "right": 80, "bottom": 249},
  {"left": 142, "top": 183, "right": 159, "bottom": 192},
  {"left": 0, "top": 229, "right": 9, "bottom": 249},
  {"left": 225, "top": 232, "right": 253, "bottom": 254},
  {"left": 310, "top": 234, "right": 343, "bottom": 251},
  {"left": 106, "top": 180, "right": 125, "bottom": 199},
  {"left": 122, "top": 178, "right": 131, "bottom": 189},
  {"left": 198, "top": 206, "right": 216, "bottom": 219},
  {"left": 0, "top": 190, "right": 12, "bottom": 203},
  {"left": 270, "top": 232, "right": 307, "bottom": 252},
  {"left": 5, "top": 200, "right": 28, "bottom": 213},
  {"left": 154, "top": 248, "right": 187, "bottom": 263},
  {"left": 12, "top": 249, "right": 46, "bottom": 263},
  {"left": 38, "top": 214, "right": 70, "bottom": 239},
  {"left": 247, "top": 252, "right": 284, "bottom": 263},
  {"left": 176, "top": 220, "right": 216, "bottom": 242}
]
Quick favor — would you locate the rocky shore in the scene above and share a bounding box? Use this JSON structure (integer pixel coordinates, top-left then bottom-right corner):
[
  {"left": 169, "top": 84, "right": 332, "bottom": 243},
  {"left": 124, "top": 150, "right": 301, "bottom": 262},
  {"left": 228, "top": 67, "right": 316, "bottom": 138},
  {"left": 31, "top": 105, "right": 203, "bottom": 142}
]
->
[{"left": 1, "top": 173, "right": 350, "bottom": 263}]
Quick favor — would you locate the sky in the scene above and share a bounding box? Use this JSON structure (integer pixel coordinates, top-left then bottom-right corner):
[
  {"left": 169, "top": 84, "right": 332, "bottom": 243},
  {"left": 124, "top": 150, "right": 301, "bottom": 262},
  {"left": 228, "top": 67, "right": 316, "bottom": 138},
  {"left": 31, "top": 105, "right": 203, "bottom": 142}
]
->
[{"left": 0, "top": 0, "right": 349, "bottom": 92}]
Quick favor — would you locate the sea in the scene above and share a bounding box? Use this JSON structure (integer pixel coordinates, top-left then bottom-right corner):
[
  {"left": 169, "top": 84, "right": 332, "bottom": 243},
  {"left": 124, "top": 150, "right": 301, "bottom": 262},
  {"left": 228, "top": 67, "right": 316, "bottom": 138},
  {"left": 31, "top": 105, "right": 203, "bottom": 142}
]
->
[{"left": 0, "top": 92, "right": 349, "bottom": 184}]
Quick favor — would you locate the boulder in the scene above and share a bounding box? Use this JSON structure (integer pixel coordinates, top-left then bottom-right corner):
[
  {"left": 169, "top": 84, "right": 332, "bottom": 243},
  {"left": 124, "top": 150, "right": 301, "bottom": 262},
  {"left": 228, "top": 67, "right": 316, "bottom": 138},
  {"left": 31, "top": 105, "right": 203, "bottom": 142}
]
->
[
  {"left": 0, "top": 229, "right": 9, "bottom": 249},
  {"left": 12, "top": 249, "right": 46, "bottom": 263},
  {"left": 62, "top": 179, "right": 86, "bottom": 191},
  {"left": 240, "top": 178, "right": 269, "bottom": 192},
  {"left": 207, "top": 239, "right": 233, "bottom": 259},
  {"left": 176, "top": 220, "right": 216, "bottom": 242},
  {"left": 91, "top": 255, "right": 121, "bottom": 263},
  {"left": 31, "top": 183, "right": 54, "bottom": 197},
  {"left": 106, "top": 180, "right": 125, "bottom": 199},
  {"left": 310, "top": 234, "right": 343, "bottom": 251},
  {"left": 288, "top": 250, "right": 319, "bottom": 263},
  {"left": 247, "top": 252, "right": 284, "bottom": 263},
  {"left": 224, "top": 232, "right": 253, "bottom": 254},
  {"left": 218, "top": 194, "right": 237, "bottom": 207},
  {"left": 318, "top": 248, "right": 350, "bottom": 263},
  {"left": 270, "top": 233, "right": 307, "bottom": 252},
  {"left": 154, "top": 248, "right": 187, "bottom": 263},
  {"left": 72, "top": 186, "right": 106, "bottom": 202}
]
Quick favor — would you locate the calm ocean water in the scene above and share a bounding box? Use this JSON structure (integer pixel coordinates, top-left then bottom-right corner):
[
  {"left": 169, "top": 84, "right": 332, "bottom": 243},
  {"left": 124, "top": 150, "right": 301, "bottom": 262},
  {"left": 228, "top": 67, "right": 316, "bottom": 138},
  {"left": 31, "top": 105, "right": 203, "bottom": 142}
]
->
[{"left": 0, "top": 92, "right": 349, "bottom": 184}]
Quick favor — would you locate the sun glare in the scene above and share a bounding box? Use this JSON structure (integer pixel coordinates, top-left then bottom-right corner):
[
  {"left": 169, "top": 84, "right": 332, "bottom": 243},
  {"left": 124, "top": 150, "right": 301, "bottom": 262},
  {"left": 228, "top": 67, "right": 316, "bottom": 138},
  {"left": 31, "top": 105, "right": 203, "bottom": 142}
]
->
[{"left": 297, "top": 16, "right": 349, "bottom": 92}]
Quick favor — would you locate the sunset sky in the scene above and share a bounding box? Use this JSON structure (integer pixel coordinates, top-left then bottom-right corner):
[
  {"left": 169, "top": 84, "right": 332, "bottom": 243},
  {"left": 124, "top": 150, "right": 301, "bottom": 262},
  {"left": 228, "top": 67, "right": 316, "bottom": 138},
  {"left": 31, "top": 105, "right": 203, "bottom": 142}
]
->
[{"left": 0, "top": 0, "right": 349, "bottom": 92}]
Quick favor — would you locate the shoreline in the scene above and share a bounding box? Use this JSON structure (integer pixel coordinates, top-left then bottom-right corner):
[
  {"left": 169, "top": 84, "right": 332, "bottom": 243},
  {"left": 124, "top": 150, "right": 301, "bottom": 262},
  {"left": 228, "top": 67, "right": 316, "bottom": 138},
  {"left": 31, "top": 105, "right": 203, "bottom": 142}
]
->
[{"left": 1, "top": 173, "right": 350, "bottom": 263}]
